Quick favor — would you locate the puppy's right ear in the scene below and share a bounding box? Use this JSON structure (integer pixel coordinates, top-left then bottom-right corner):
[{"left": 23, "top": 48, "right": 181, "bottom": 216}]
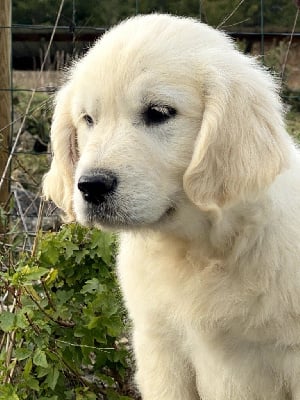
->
[
  {"left": 43, "top": 85, "right": 78, "bottom": 221},
  {"left": 183, "top": 64, "right": 288, "bottom": 210}
]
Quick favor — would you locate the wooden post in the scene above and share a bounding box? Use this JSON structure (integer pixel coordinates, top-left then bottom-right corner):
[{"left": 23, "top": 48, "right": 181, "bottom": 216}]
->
[{"left": 0, "top": 0, "right": 12, "bottom": 232}]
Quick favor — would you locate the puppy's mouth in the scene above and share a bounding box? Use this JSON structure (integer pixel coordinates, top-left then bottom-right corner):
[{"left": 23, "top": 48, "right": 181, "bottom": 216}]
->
[
  {"left": 161, "top": 205, "right": 176, "bottom": 220},
  {"left": 83, "top": 201, "right": 176, "bottom": 230}
]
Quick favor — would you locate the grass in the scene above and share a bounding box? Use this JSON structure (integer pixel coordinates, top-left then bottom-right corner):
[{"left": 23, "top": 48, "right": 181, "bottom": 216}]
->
[{"left": 286, "top": 110, "right": 300, "bottom": 142}]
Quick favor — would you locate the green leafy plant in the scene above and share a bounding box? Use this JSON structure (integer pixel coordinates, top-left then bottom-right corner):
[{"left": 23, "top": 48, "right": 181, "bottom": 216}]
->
[{"left": 0, "top": 224, "right": 134, "bottom": 400}]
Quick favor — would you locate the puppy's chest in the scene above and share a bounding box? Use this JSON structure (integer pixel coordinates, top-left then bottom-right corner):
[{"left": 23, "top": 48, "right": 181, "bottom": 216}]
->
[
  {"left": 118, "top": 238, "right": 253, "bottom": 334},
  {"left": 117, "top": 235, "right": 292, "bottom": 350}
]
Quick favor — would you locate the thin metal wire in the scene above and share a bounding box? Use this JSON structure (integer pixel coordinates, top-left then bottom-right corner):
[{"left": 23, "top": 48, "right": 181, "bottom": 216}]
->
[
  {"left": 0, "top": 88, "right": 57, "bottom": 93},
  {"left": 260, "top": 0, "right": 264, "bottom": 62},
  {"left": 217, "top": 0, "right": 246, "bottom": 29},
  {"left": 3, "top": 24, "right": 107, "bottom": 36},
  {"left": 6, "top": 23, "right": 300, "bottom": 36},
  {"left": 71, "top": 0, "right": 77, "bottom": 55},
  {"left": 199, "top": 0, "right": 202, "bottom": 21},
  {"left": 281, "top": 7, "right": 299, "bottom": 83},
  {"left": 12, "top": 189, "right": 32, "bottom": 249},
  {"left": 9, "top": 5, "right": 13, "bottom": 198}
]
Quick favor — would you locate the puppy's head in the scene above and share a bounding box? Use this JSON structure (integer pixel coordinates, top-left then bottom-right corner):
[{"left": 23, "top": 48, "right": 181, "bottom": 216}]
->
[{"left": 43, "top": 14, "right": 289, "bottom": 231}]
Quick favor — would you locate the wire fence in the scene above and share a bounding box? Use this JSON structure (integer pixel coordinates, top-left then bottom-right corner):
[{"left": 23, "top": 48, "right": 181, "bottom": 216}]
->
[{"left": 0, "top": 0, "right": 300, "bottom": 248}]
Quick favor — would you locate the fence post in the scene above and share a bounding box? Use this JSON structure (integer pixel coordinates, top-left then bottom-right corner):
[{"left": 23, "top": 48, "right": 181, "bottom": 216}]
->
[{"left": 0, "top": 0, "right": 12, "bottom": 232}]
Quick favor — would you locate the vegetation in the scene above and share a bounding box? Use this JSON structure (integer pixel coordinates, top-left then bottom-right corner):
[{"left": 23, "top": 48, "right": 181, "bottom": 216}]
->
[
  {"left": 286, "top": 108, "right": 300, "bottom": 141},
  {"left": 11, "top": 90, "right": 52, "bottom": 192},
  {"left": 0, "top": 224, "right": 134, "bottom": 400},
  {"left": 12, "top": 0, "right": 300, "bottom": 32}
]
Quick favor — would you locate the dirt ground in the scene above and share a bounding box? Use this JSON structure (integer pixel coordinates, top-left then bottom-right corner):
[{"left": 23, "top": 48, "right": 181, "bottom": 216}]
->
[{"left": 13, "top": 70, "right": 63, "bottom": 90}]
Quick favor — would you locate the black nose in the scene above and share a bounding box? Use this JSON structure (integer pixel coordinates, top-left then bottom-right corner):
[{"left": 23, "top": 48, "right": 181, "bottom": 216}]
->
[{"left": 78, "top": 170, "right": 118, "bottom": 205}]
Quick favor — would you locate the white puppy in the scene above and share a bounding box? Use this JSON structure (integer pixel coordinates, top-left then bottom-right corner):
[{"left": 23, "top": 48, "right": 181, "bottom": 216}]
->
[{"left": 43, "top": 14, "right": 300, "bottom": 400}]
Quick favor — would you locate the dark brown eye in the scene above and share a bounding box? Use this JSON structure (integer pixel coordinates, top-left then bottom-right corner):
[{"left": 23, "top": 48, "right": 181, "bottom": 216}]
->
[
  {"left": 143, "top": 104, "right": 176, "bottom": 126},
  {"left": 83, "top": 114, "right": 94, "bottom": 127}
]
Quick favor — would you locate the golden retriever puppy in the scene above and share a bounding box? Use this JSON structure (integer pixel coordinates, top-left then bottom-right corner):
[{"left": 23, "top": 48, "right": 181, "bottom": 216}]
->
[{"left": 43, "top": 14, "right": 300, "bottom": 400}]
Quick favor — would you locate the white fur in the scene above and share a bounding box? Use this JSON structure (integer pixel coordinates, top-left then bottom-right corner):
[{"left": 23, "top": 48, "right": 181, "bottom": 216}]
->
[{"left": 43, "top": 14, "right": 300, "bottom": 399}]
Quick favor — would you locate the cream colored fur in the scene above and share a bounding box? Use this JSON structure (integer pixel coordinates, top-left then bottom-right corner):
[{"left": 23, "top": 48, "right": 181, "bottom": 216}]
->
[{"left": 43, "top": 14, "right": 300, "bottom": 400}]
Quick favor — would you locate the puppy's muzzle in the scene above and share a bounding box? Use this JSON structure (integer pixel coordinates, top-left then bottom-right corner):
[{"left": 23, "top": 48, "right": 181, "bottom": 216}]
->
[{"left": 78, "top": 170, "right": 118, "bottom": 205}]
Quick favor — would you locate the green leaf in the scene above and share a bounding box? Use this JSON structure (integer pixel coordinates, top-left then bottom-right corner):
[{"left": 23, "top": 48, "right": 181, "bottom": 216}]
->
[
  {"left": 45, "top": 366, "right": 59, "bottom": 390},
  {"left": 90, "top": 231, "right": 114, "bottom": 264},
  {"left": 75, "top": 248, "right": 88, "bottom": 263},
  {"left": 23, "top": 358, "right": 33, "bottom": 378},
  {"left": 81, "top": 278, "right": 101, "bottom": 294},
  {"left": 119, "top": 397, "right": 134, "bottom": 400},
  {"left": 105, "top": 316, "right": 123, "bottom": 337},
  {"left": 26, "top": 376, "right": 40, "bottom": 391},
  {"left": 86, "top": 316, "right": 100, "bottom": 330},
  {"left": 75, "top": 387, "right": 97, "bottom": 400},
  {"left": 64, "top": 241, "right": 79, "bottom": 259},
  {"left": 39, "top": 397, "right": 58, "bottom": 400},
  {"left": 40, "top": 245, "right": 60, "bottom": 265},
  {"left": 44, "top": 268, "right": 58, "bottom": 285},
  {"left": 0, "top": 384, "right": 19, "bottom": 400},
  {"left": 12, "top": 265, "right": 49, "bottom": 286},
  {"left": 15, "top": 347, "right": 32, "bottom": 361},
  {"left": 96, "top": 373, "right": 115, "bottom": 386},
  {"left": 33, "top": 348, "right": 48, "bottom": 368},
  {"left": 15, "top": 311, "right": 28, "bottom": 329},
  {"left": 106, "top": 389, "right": 123, "bottom": 400},
  {"left": 36, "top": 366, "right": 49, "bottom": 378},
  {"left": 56, "top": 289, "right": 74, "bottom": 304},
  {"left": 0, "top": 312, "right": 16, "bottom": 332},
  {"left": 23, "top": 266, "right": 49, "bottom": 281}
]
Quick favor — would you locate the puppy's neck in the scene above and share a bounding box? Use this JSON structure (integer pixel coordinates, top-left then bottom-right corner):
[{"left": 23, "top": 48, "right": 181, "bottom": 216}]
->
[{"left": 158, "top": 194, "right": 273, "bottom": 263}]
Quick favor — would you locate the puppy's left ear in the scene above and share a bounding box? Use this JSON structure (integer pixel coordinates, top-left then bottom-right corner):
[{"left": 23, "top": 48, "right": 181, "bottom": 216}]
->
[
  {"left": 43, "top": 84, "right": 78, "bottom": 220},
  {"left": 183, "top": 64, "right": 290, "bottom": 209}
]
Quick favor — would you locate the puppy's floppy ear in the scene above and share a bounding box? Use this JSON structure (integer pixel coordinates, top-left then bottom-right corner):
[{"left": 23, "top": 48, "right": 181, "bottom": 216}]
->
[
  {"left": 43, "top": 84, "right": 78, "bottom": 220},
  {"left": 183, "top": 63, "right": 289, "bottom": 209}
]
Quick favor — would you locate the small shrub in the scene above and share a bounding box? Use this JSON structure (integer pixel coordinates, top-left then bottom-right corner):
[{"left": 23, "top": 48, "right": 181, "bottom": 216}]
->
[{"left": 0, "top": 224, "right": 134, "bottom": 400}]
